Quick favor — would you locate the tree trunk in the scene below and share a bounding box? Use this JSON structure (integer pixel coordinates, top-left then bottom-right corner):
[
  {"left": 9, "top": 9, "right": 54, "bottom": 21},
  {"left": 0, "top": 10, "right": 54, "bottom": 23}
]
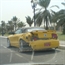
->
[{"left": 45, "top": 16, "right": 48, "bottom": 30}]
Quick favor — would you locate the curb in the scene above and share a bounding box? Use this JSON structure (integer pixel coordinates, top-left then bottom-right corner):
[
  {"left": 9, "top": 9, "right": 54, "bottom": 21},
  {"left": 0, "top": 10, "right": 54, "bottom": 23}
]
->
[
  {"left": 0, "top": 36, "right": 7, "bottom": 38},
  {"left": 59, "top": 45, "right": 65, "bottom": 50},
  {"left": 59, "top": 41, "right": 65, "bottom": 50}
]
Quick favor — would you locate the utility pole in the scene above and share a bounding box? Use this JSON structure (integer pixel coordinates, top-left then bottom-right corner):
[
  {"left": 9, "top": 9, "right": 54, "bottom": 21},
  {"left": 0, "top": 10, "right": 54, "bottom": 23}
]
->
[{"left": 31, "top": 0, "right": 38, "bottom": 27}]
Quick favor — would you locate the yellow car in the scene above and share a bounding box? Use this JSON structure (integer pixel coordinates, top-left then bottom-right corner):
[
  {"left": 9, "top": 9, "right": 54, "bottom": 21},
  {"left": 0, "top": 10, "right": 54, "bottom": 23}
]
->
[{"left": 7, "top": 27, "right": 59, "bottom": 52}]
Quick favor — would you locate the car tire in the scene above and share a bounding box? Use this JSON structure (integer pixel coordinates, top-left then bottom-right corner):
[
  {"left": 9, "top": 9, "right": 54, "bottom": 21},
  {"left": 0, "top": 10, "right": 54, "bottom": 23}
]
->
[
  {"left": 7, "top": 39, "right": 11, "bottom": 48},
  {"left": 19, "top": 40, "right": 25, "bottom": 52}
]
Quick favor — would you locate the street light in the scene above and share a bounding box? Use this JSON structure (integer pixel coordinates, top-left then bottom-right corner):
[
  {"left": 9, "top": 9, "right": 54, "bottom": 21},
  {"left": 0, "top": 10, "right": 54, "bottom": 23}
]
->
[{"left": 31, "top": 0, "right": 38, "bottom": 27}]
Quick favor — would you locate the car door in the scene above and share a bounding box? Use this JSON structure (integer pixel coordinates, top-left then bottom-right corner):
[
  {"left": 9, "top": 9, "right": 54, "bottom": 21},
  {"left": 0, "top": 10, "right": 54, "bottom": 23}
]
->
[{"left": 11, "top": 29, "right": 23, "bottom": 47}]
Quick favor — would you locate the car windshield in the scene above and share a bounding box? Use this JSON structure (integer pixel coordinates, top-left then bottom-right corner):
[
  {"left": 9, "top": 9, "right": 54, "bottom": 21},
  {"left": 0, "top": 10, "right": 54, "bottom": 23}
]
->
[{"left": 15, "top": 29, "right": 23, "bottom": 34}]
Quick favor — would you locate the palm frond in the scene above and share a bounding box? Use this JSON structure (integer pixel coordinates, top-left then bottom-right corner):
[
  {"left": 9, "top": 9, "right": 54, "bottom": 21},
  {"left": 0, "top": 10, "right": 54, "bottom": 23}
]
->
[
  {"left": 38, "top": 0, "right": 50, "bottom": 8},
  {"left": 62, "top": 3, "right": 65, "bottom": 6},
  {"left": 50, "top": 5, "right": 59, "bottom": 9},
  {"left": 25, "top": 16, "right": 33, "bottom": 27}
]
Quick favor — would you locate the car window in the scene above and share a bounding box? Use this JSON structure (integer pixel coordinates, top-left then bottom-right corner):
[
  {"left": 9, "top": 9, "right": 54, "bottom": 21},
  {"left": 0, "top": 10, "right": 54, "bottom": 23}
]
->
[{"left": 15, "top": 29, "right": 22, "bottom": 34}]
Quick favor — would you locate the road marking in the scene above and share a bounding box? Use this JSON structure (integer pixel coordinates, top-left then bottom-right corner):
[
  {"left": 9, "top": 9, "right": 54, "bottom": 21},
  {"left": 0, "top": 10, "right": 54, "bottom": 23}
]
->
[
  {"left": 10, "top": 52, "right": 13, "bottom": 62},
  {"left": 1, "top": 45, "right": 14, "bottom": 62},
  {"left": 8, "top": 49, "right": 14, "bottom": 52},
  {"left": 1, "top": 44, "right": 14, "bottom": 52},
  {"left": 31, "top": 51, "right": 34, "bottom": 61},
  {"left": 3, "top": 46, "right": 7, "bottom": 48},
  {"left": 16, "top": 53, "right": 30, "bottom": 61},
  {"left": 16, "top": 53, "right": 23, "bottom": 58}
]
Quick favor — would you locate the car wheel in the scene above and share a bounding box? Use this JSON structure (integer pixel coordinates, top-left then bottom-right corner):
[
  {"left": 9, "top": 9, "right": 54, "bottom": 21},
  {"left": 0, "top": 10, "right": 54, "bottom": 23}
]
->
[
  {"left": 7, "top": 39, "right": 11, "bottom": 48},
  {"left": 19, "top": 40, "right": 24, "bottom": 52}
]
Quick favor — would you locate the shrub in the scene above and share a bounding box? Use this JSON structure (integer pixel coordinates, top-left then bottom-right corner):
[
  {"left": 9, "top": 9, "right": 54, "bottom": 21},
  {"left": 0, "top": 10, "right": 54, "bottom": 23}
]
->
[{"left": 63, "top": 25, "right": 65, "bottom": 34}]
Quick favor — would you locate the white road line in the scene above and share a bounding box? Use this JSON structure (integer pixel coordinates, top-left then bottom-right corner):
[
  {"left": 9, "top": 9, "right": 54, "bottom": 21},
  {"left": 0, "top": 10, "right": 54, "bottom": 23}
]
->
[
  {"left": 16, "top": 53, "right": 30, "bottom": 61},
  {"left": 10, "top": 52, "right": 13, "bottom": 62},
  {"left": 16, "top": 53, "right": 23, "bottom": 58},
  {"left": 3, "top": 46, "right": 7, "bottom": 48},
  {"left": 1, "top": 45, "right": 13, "bottom": 62},
  {"left": 8, "top": 49, "right": 14, "bottom": 52},
  {"left": 1, "top": 44, "right": 14, "bottom": 52},
  {"left": 31, "top": 51, "right": 34, "bottom": 61}
]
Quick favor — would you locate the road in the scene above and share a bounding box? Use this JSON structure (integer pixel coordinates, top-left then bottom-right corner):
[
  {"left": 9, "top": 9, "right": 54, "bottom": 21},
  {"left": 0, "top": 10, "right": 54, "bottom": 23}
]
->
[{"left": 0, "top": 37, "right": 65, "bottom": 65}]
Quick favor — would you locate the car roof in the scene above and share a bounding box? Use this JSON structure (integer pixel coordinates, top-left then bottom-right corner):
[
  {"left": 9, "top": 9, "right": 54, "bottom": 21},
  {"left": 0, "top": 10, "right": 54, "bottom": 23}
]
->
[{"left": 20, "top": 27, "right": 45, "bottom": 30}]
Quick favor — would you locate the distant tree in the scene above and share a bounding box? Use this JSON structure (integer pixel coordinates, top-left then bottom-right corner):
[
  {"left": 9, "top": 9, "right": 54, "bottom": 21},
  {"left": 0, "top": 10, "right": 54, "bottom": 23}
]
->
[
  {"left": 25, "top": 16, "right": 33, "bottom": 27},
  {"left": 1, "top": 21, "right": 6, "bottom": 35},
  {"left": 11, "top": 16, "right": 18, "bottom": 31},
  {"left": 1, "top": 21, "right": 5, "bottom": 27},
  {"left": 0, "top": 26, "right": 2, "bottom": 34},
  {"left": 18, "top": 21, "right": 26, "bottom": 28},
  {"left": 63, "top": 24, "right": 65, "bottom": 34},
  {"left": 8, "top": 20, "right": 14, "bottom": 32},
  {"left": 6, "top": 24, "right": 10, "bottom": 32}
]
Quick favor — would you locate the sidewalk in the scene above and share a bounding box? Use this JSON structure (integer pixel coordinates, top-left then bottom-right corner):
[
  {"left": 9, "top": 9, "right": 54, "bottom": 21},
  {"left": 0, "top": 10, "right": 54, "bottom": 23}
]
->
[
  {"left": 59, "top": 41, "right": 65, "bottom": 49},
  {"left": 0, "top": 36, "right": 7, "bottom": 38}
]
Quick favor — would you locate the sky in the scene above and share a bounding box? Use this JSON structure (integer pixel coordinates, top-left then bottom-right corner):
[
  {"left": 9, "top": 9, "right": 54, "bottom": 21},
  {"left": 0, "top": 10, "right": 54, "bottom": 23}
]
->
[{"left": 0, "top": 0, "right": 65, "bottom": 25}]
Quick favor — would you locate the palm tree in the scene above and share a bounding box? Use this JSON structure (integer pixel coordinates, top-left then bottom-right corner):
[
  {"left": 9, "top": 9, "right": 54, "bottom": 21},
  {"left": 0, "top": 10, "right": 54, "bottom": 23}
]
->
[
  {"left": 18, "top": 21, "right": 26, "bottom": 28},
  {"left": 25, "top": 16, "right": 33, "bottom": 27},
  {"left": 12, "top": 16, "right": 18, "bottom": 31},
  {"left": 6, "top": 24, "right": 10, "bottom": 33},
  {"left": 51, "top": 0, "right": 65, "bottom": 30},
  {"left": 35, "top": 0, "right": 59, "bottom": 29},
  {"left": 8, "top": 20, "right": 14, "bottom": 32},
  {"left": 0, "top": 26, "right": 2, "bottom": 34},
  {"left": 35, "top": 12, "right": 42, "bottom": 26},
  {"left": 1, "top": 21, "right": 5, "bottom": 27},
  {"left": 1, "top": 21, "right": 6, "bottom": 35},
  {"left": 61, "top": 2, "right": 65, "bottom": 23},
  {"left": 35, "top": 0, "right": 51, "bottom": 29},
  {"left": 52, "top": 1, "right": 65, "bottom": 32}
]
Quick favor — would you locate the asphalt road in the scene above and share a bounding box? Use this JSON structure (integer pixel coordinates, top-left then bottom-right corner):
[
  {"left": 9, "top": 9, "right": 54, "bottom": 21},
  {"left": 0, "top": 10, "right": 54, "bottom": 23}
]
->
[{"left": 0, "top": 37, "right": 65, "bottom": 65}]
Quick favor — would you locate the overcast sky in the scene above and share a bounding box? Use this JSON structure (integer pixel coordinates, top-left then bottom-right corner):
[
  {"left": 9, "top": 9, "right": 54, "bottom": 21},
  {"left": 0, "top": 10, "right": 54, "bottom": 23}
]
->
[{"left": 0, "top": 0, "right": 64, "bottom": 24}]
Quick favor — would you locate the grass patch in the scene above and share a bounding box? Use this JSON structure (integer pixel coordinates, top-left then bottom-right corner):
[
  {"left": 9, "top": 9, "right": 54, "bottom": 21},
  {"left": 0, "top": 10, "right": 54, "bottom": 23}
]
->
[
  {"left": 0, "top": 33, "right": 9, "bottom": 36},
  {"left": 4, "top": 34, "right": 9, "bottom": 36},
  {"left": 57, "top": 32, "right": 65, "bottom": 41}
]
